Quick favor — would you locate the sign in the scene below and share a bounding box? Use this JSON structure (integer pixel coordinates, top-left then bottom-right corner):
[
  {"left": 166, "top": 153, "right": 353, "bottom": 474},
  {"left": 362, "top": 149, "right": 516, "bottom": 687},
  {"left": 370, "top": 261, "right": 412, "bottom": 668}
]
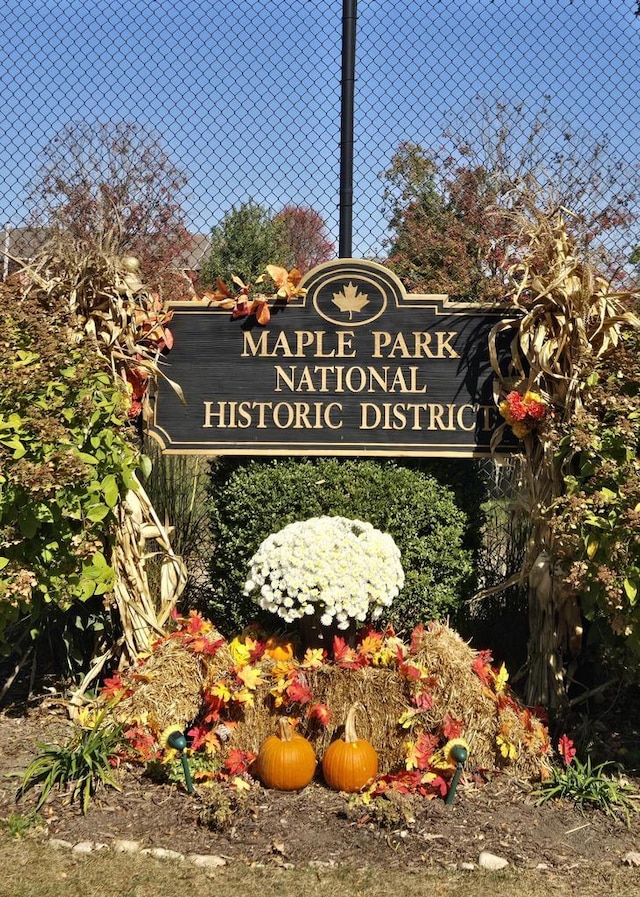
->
[{"left": 149, "top": 259, "right": 515, "bottom": 457}]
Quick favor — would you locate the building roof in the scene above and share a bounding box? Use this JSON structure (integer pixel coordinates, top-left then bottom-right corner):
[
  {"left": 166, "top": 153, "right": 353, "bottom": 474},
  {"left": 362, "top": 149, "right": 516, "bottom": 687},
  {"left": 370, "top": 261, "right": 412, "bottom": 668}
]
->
[{"left": 175, "top": 234, "right": 210, "bottom": 271}]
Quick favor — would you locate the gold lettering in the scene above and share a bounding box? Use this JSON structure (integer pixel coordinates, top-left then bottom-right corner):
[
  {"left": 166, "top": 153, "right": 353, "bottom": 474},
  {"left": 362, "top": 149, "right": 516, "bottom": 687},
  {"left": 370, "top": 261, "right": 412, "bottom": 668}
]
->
[
  {"left": 272, "top": 332, "right": 294, "bottom": 357},
  {"left": 293, "top": 403, "right": 312, "bottom": 429},
  {"left": 296, "top": 366, "right": 316, "bottom": 391},
  {"left": 412, "top": 332, "right": 433, "bottom": 356},
  {"left": 237, "top": 402, "right": 253, "bottom": 428},
  {"left": 254, "top": 402, "right": 272, "bottom": 428},
  {"left": 203, "top": 401, "right": 227, "bottom": 428},
  {"left": 295, "top": 331, "right": 315, "bottom": 355},
  {"left": 344, "top": 366, "right": 367, "bottom": 392},
  {"left": 409, "top": 403, "right": 429, "bottom": 429},
  {"left": 273, "top": 402, "right": 294, "bottom": 428},
  {"left": 325, "top": 402, "right": 343, "bottom": 429},
  {"left": 428, "top": 404, "right": 454, "bottom": 430},
  {"left": 389, "top": 368, "right": 409, "bottom": 392},
  {"left": 371, "top": 330, "right": 460, "bottom": 359},
  {"left": 336, "top": 330, "right": 356, "bottom": 357},
  {"left": 387, "top": 332, "right": 411, "bottom": 358},
  {"left": 315, "top": 331, "right": 335, "bottom": 358},
  {"left": 457, "top": 404, "right": 477, "bottom": 431},
  {"left": 241, "top": 331, "right": 269, "bottom": 357},
  {"left": 437, "top": 331, "right": 460, "bottom": 358},
  {"left": 367, "top": 367, "right": 389, "bottom": 392},
  {"left": 274, "top": 366, "right": 296, "bottom": 392},
  {"left": 408, "top": 366, "right": 427, "bottom": 393},
  {"left": 372, "top": 332, "right": 392, "bottom": 357},
  {"left": 360, "top": 403, "right": 381, "bottom": 429},
  {"left": 481, "top": 404, "right": 497, "bottom": 431},
  {"left": 314, "top": 365, "right": 334, "bottom": 391}
]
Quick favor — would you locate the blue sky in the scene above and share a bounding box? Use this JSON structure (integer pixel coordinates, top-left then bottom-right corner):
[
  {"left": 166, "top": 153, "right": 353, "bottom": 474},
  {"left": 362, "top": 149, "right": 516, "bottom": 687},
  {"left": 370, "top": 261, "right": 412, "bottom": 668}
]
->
[{"left": 2, "top": 0, "right": 639, "bottom": 258}]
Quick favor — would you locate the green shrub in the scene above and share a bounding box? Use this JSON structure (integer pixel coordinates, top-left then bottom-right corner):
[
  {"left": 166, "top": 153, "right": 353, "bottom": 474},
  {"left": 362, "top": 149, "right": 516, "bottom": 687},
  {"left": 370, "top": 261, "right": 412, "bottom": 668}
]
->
[
  {"left": 205, "top": 458, "right": 474, "bottom": 636},
  {"left": 0, "top": 288, "right": 141, "bottom": 671}
]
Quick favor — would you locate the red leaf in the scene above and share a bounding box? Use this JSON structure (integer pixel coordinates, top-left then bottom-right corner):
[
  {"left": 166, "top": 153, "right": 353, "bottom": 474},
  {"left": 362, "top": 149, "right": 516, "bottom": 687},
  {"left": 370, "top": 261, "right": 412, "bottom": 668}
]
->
[
  {"left": 399, "top": 661, "right": 422, "bottom": 681},
  {"left": 471, "top": 649, "right": 493, "bottom": 685},
  {"left": 184, "top": 611, "right": 208, "bottom": 635},
  {"left": 410, "top": 623, "right": 426, "bottom": 653},
  {"left": 232, "top": 299, "right": 250, "bottom": 319},
  {"left": 411, "top": 732, "right": 440, "bottom": 770},
  {"left": 442, "top": 714, "right": 464, "bottom": 740},
  {"left": 224, "top": 749, "right": 257, "bottom": 776},
  {"left": 100, "top": 672, "right": 131, "bottom": 700},
  {"left": 332, "top": 636, "right": 362, "bottom": 669},
  {"left": 286, "top": 675, "right": 313, "bottom": 705},
  {"left": 307, "top": 702, "right": 331, "bottom": 726},
  {"left": 188, "top": 635, "right": 226, "bottom": 655},
  {"left": 414, "top": 690, "right": 434, "bottom": 711},
  {"left": 421, "top": 774, "right": 448, "bottom": 798},
  {"left": 123, "top": 724, "right": 157, "bottom": 761},
  {"left": 558, "top": 734, "right": 577, "bottom": 766}
]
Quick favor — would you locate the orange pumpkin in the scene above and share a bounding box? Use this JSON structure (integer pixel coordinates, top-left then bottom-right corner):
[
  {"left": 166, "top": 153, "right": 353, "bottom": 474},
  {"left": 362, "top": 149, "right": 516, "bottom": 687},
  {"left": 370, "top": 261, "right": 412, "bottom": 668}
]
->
[
  {"left": 264, "top": 636, "right": 295, "bottom": 662},
  {"left": 255, "top": 718, "right": 316, "bottom": 791},
  {"left": 322, "top": 703, "right": 379, "bottom": 792}
]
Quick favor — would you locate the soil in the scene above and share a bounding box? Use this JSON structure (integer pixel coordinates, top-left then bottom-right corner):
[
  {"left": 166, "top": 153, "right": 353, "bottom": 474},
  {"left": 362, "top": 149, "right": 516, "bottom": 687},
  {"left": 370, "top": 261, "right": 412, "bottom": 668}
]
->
[{"left": 2, "top": 693, "right": 640, "bottom": 887}]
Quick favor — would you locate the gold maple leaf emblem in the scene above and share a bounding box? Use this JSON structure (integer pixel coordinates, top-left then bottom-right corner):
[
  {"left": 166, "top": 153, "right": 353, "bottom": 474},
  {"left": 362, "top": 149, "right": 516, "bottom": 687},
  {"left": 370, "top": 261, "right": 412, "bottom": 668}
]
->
[{"left": 332, "top": 282, "right": 369, "bottom": 319}]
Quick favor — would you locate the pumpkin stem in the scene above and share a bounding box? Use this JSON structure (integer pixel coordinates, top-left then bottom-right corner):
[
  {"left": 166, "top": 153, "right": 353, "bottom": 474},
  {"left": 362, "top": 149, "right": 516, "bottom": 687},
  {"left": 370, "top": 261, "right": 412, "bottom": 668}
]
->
[
  {"left": 277, "top": 717, "right": 295, "bottom": 742},
  {"left": 344, "top": 702, "right": 364, "bottom": 744}
]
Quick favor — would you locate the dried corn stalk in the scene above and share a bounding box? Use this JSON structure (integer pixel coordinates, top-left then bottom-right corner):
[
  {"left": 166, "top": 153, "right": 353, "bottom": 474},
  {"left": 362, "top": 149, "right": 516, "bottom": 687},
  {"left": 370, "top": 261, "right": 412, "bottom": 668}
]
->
[
  {"left": 113, "top": 478, "right": 187, "bottom": 664},
  {"left": 489, "top": 207, "right": 639, "bottom": 707}
]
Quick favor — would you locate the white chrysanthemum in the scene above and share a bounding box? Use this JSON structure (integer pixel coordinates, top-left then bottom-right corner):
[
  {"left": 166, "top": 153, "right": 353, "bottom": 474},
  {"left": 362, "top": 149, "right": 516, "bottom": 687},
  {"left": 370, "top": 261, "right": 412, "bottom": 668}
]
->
[{"left": 243, "top": 515, "right": 404, "bottom": 627}]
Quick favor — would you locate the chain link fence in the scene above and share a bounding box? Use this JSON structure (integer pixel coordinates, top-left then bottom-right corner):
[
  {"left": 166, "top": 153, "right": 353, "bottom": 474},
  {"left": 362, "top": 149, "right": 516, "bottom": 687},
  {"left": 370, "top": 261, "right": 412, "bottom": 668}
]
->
[
  {"left": 2, "top": 1, "right": 637, "bottom": 653},
  {"left": 2, "top": 1, "right": 639, "bottom": 281}
]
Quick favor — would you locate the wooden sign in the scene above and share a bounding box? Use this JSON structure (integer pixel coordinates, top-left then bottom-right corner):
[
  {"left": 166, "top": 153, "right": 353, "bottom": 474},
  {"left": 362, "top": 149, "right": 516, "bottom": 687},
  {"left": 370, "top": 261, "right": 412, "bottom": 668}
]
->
[{"left": 149, "top": 259, "right": 515, "bottom": 457}]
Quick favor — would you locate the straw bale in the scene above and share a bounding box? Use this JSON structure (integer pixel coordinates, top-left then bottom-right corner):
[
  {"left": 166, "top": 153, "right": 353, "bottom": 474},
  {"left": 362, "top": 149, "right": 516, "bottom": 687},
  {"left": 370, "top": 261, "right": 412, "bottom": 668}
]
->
[
  {"left": 112, "top": 635, "right": 233, "bottom": 732},
  {"left": 229, "top": 667, "right": 409, "bottom": 771},
  {"left": 409, "top": 624, "right": 549, "bottom": 776},
  {"left": 228, "top": 625, "right": 549, "bottom": 779},
  {"left": 111, "top": 622, "right": 549, "bottom": 780}
]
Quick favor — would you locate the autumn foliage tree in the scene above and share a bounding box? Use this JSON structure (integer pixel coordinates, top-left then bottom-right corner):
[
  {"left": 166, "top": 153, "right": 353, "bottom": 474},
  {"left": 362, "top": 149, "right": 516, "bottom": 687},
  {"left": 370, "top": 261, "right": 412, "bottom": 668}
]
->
[
  {"left": 274, "top": 205, "right": 335, "bottom": 272},
  {"left": 383, "top": 101, "right": 638, "bottom": 299},
  {"left": 382, "top": 142, "right": 512, "bottom": 300},
  {"left": 28, "top": 121, "right": 193, "bottom": 292}
]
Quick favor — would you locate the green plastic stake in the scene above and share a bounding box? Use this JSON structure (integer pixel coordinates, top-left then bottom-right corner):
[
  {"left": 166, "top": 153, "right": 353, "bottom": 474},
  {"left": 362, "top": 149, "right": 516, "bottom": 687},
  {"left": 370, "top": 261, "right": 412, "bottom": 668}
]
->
[
  {"left": 167, "top": 730, "right": 194, "bottom": 794},
  {"left": 445, "top": 743, "right": 468, "bottom": 807}
]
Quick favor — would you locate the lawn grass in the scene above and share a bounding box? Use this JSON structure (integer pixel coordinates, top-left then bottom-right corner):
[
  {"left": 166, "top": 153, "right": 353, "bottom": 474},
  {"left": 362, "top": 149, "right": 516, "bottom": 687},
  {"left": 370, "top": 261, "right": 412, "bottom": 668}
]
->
[{"left": 1, "top": 838, "right": 639, "bottom": 897}]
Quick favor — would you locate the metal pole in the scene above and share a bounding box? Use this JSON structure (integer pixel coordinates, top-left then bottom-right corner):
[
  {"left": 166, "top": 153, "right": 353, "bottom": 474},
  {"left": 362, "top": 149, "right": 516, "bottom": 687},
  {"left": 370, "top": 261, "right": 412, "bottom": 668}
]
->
[{"left": 339, "top": 0, "right": 357, "bottom": 258}]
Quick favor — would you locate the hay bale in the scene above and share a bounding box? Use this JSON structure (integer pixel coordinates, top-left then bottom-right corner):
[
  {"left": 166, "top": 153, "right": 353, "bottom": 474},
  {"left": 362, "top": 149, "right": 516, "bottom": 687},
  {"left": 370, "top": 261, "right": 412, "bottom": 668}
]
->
[
  {"left": 112, "top": 633, "right": 233, "bottom": 733},
  {"left": 228, "top": 624, "right": 549, "bottom": 779},
  {"left": 110, "top": 622, "right": 550, "bottom": 780},
  {"left": 229, "top": 667, "right": 408, "bottom": 771}
]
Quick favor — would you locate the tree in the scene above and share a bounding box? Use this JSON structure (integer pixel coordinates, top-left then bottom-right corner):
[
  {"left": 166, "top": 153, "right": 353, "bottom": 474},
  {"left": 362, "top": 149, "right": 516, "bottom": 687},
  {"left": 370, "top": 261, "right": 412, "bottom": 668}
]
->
[
  {"left": 28, "top": 121, "right": 192, "bottom": 290},
  {"left": 199, "top": 201, "right": 286, "bottom": 286},
  {"left": 273, "top": 205, "right": 335, "bottom": 272},
  {"left": 382, "top": 101, "right": 638, "bottom": 298},
  {"left": 382, "top": 143, "right": 510, "bottom": 299},
  {"left": 200, "top": 202, "right": 335, "bottom": 288}
]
